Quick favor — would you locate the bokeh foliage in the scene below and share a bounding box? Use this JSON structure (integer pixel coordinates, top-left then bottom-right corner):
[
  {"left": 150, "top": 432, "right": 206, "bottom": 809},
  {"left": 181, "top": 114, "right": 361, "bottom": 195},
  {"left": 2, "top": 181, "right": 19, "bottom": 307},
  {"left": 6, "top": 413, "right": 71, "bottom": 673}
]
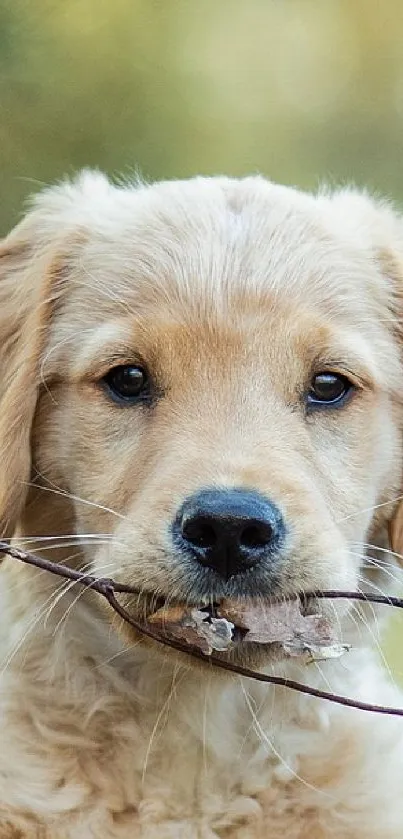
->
[
  {"left": 2, "top": 0, "right": 403, "bottom": 231},
  {"left": 0, "top": 0, "right": 402, "bottom": 674}
]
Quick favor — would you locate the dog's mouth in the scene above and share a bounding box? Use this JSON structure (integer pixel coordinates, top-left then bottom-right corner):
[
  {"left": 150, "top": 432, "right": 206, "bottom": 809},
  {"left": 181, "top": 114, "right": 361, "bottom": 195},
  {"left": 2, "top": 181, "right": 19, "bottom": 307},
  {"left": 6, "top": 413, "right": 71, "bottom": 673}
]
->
[{"left": 142, "top": 595, "right": 350, "bottom": 664}]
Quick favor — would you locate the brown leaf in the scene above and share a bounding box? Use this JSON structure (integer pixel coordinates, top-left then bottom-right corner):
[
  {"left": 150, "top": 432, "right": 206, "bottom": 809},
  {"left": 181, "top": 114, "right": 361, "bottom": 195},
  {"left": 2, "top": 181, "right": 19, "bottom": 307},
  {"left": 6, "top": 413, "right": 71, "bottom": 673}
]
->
[
  {"left": 147, "top": 599, "right": 350, "bottom": 661},
  {"left": 217, "top": 597, "right": 347, "bottom": 656},
  {"left": 147, "top": 606, "right": 234, "bottom": 655}
]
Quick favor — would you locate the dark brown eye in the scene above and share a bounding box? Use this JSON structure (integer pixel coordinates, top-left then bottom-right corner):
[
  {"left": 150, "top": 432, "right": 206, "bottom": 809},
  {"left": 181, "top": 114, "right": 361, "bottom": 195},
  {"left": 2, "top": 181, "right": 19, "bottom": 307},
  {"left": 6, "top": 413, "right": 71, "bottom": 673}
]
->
[
  {"left": 102, "top": 365, "right": 150, "bottom": 404},
  {"left": 307, "top": 372, "right": 352, "bottom": 408}
]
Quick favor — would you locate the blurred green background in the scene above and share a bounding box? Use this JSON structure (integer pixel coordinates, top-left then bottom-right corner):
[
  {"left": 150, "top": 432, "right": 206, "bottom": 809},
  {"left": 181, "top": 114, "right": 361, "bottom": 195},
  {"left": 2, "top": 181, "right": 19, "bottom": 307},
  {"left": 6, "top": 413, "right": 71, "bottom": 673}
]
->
[{"left": 0, "top": 0, "right": 402, "bottom": 676}]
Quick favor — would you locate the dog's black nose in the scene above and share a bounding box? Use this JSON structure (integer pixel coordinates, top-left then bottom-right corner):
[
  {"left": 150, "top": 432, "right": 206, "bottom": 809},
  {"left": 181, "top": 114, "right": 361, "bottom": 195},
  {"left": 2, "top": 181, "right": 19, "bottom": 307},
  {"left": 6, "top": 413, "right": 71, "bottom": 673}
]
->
[{"left": 175, "top": 488, "right": 284, "bottom": 580}]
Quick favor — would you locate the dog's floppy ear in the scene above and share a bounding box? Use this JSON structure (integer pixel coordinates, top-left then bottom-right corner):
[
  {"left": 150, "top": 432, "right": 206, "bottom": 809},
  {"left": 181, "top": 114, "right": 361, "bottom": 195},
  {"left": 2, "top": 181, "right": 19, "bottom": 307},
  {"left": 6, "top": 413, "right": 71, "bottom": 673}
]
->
[
  {"left": 0, "top": 171, "right": 108, "bottom": 537},
  {"left": 0, "top": 214, "right": 67, "bottom": 537}
]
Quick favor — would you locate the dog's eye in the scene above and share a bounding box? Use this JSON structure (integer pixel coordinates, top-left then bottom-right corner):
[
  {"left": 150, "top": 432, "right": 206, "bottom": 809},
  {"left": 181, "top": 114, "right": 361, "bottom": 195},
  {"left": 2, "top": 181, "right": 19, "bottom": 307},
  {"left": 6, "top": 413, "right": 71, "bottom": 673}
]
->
[
  {"left": 307, "top": 372, "right": 352, "bottom": 408},
  {"left": 102, "top": 365, "right": 150, "bottom": 403}
]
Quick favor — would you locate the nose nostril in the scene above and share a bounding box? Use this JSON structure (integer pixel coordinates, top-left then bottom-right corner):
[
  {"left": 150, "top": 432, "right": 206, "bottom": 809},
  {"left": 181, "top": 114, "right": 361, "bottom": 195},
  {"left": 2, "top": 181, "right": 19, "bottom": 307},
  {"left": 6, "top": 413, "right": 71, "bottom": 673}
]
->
[
  {"left": 240, "top": 523, "right": 273, "bottom": 549},
  {"left": 182, "top": 518, "right": 217, "bottom": 549},
  {"left": 176, "top": 488, "right": 284, "bottom": 579}
]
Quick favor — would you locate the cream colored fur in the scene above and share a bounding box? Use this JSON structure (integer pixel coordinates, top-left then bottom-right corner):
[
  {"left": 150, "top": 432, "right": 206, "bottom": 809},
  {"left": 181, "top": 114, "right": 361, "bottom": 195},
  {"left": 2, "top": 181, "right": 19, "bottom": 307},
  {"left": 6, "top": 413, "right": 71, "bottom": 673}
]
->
[{"left": 0, "top": 173, "right": 403, "bottom": 837}]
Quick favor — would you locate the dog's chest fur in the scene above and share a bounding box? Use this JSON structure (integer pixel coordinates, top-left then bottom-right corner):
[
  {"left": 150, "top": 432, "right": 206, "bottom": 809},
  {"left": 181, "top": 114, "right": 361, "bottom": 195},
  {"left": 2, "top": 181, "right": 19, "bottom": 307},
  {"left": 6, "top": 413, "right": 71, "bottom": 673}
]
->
[{"left": 1, "top": 582, "right": 403, "bottom": 839}]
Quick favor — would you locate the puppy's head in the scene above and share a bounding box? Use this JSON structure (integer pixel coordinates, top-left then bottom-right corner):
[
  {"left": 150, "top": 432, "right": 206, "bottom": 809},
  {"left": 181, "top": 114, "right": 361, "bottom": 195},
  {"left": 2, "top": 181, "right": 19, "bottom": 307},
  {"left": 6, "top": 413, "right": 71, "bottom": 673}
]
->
[{"left": 1, "top": 172, "right": 403, "bottom": 662}]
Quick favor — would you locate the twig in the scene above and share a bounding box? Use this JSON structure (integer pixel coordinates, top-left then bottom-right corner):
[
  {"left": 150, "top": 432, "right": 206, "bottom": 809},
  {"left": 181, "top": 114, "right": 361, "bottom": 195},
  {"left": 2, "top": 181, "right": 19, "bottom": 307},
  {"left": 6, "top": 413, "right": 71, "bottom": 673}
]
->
[
  {"left": 311, "top": 590, "right": 403, "bottom": 609},
  {"left": 1, "top": 539, "right": 403, "bottom": 718}
]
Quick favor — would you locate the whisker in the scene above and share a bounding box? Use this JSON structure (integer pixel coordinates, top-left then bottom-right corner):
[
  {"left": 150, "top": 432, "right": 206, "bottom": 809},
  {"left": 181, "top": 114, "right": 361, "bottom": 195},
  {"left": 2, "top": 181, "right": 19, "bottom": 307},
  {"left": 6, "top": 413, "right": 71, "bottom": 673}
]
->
[
  {"left": 352, "top": 549, "right": 403, "bottom": 591},
  {"left": 23, "top": 480, "right": 125, "bottom": 520},
  {"left": 360, "top": 557, "right": 403, "bottom": 590},
  {"left": 337, "top": 494, "right": 403, "bottom": 524},
  {"left": 356, "top": 576, "right": 382, "bottom": 634},
  {"left": 357, "top": 541, "right": 403, "bottom": 564},
  {"left": 18, "top": 534, "right": 116, "bottom": 543},
  {"left": 17, "top": 540, "right": 118, "bottom": 554},
  {"left": 50, "top": 560, "right": 120, "bottom": 636},
  {"left": 44, "top": 555, "right": 85, "bottom": 628}
]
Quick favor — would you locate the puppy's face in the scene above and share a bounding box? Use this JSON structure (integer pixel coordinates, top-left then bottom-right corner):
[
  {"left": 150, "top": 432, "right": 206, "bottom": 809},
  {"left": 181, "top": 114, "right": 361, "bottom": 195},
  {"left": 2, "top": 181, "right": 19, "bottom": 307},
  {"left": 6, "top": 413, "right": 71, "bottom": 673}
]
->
[{"left": 2, "top": 174, "right": 403, "bottom": 663}]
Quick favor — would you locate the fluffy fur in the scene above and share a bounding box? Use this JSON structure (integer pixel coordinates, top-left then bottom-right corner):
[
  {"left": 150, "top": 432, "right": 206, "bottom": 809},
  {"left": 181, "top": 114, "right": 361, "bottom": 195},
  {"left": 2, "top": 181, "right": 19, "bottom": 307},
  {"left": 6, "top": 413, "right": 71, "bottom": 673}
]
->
[{"left": 1, "top": 172, "right": 403, "bottom": 837}]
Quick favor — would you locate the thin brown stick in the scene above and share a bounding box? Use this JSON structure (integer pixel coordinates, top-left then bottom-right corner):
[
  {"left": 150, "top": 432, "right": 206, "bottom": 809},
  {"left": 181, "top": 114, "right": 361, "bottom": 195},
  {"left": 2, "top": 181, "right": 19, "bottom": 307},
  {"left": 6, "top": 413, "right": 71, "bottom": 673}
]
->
[
  {"left": 312, "top": 590, "right": 403, "bottom": 609},
  {"left": 1, "top": 539, "right": 403, "bottom": 718}
]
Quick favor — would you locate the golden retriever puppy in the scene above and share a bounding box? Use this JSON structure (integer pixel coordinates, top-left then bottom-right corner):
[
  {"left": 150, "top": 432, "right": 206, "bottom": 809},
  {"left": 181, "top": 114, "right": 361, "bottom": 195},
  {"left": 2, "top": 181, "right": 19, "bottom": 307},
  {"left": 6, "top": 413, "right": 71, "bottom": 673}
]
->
[{"left": 1, "top": 172, "right": 403, "bottom": 838}]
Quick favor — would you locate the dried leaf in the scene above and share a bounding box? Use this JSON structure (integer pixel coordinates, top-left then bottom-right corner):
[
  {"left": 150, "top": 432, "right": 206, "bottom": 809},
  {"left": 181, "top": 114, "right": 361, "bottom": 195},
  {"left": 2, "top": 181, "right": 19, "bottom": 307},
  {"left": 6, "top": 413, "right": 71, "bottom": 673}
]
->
[
  {"left": 147, "top": 598, "right": 350, "bottom": 662},
  {"left": 147, "top": 606, "right": 234, "bottom": 655},
  {"left": 218, "top": 598, "right": 334, "bottom": 645},
  {"left": 217, "top": 598, "right": 349, "bottom": 660}
]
